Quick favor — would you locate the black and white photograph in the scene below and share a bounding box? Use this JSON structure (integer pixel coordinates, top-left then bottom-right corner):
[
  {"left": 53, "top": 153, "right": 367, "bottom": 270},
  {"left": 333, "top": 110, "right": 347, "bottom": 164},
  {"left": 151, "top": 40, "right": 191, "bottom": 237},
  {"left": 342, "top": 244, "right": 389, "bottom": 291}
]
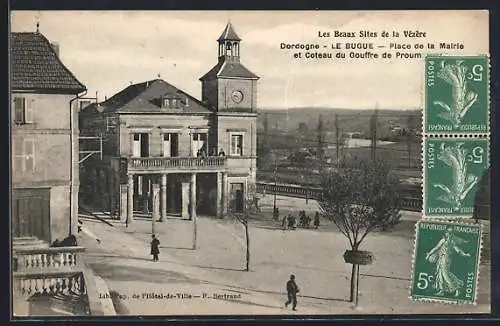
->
[{"left": 10, "top": 10, "right": 491, "bottom": 316}]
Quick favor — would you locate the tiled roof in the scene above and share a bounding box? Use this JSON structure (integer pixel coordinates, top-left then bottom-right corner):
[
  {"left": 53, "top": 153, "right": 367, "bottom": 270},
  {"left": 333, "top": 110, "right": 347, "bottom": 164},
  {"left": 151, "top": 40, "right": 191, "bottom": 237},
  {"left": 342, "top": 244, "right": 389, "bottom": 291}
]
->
[
  {"left": 217, "top": 22, "right": 241, "bottom": 41},
  {"left": 200, "top": 60, "right": 259, "bottom": 81},
  {"left": 11, "top": 32, "right": 86, "bottom": 93},
  {"left": 83, "top": 79, "right": 212, "bottom": 114}
]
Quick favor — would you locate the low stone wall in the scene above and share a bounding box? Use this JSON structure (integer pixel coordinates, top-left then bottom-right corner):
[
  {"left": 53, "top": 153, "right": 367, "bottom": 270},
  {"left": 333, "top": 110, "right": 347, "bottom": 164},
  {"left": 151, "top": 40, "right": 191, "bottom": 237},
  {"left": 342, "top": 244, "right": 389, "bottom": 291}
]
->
[{"left": 81, "top": 259, "right": 116, "bottom": 316}]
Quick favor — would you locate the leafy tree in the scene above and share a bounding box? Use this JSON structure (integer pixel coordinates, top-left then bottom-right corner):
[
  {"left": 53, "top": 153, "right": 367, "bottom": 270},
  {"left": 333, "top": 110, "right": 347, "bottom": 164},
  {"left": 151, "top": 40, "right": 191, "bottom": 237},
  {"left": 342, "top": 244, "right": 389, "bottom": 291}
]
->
[{"left": 318, "top": 158, "right": 402, "bottom": 304}]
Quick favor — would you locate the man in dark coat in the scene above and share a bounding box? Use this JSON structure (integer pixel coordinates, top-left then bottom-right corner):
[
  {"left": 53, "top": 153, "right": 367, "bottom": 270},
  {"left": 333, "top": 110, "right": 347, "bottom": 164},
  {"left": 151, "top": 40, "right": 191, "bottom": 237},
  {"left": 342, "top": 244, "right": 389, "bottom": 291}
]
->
[
  {"left": 284, "top": 274, "right": 299, "bottom": 311},
  {"left": 150, "top": 234, "right": 160, "bottom": 261}
]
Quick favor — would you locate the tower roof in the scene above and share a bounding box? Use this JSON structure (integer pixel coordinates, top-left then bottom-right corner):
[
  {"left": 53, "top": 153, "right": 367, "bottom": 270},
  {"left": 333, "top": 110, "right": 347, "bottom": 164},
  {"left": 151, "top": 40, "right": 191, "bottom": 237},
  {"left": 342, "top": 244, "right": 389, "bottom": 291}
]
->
[{"left": 217, "top": 22, "right": 241, "bottom": 42}]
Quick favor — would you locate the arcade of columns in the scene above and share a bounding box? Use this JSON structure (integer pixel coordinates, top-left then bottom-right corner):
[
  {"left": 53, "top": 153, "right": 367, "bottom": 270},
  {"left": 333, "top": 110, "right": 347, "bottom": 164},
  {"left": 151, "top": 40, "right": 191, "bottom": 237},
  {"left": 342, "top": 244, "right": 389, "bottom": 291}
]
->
[{"left": 120, "top": 171, "right": 229, "bottom": 224}]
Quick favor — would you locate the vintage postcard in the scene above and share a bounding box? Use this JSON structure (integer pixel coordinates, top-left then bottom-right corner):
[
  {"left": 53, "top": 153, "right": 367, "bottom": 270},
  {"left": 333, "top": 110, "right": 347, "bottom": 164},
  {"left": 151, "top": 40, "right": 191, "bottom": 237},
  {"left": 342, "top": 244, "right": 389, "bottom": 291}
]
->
[{"left": 10, "top": 10, "right": 490, "bottom": 317}]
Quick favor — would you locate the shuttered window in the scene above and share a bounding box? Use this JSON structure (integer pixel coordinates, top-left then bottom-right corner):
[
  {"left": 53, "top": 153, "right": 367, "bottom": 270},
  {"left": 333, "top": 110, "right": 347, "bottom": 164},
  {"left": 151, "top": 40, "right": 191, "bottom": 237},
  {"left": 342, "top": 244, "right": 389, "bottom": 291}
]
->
[
  {"left": 12, "top": 137, "right": 35, "bottom": 173},
  {"left": 13, "top": 97, "right": 34, "bottom": 124}
]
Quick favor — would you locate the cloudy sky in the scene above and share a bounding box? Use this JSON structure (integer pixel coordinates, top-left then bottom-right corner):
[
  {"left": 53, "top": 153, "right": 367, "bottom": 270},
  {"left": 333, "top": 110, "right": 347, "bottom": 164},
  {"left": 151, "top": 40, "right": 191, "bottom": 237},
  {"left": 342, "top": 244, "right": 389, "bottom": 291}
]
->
[{"left": 11, "top": 11, "right": 488, "bottom": 109}]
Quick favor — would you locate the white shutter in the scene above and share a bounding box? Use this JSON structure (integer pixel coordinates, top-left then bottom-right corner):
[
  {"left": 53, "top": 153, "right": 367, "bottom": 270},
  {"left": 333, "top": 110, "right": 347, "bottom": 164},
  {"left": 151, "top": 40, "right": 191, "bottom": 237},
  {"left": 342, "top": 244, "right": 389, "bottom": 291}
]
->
[
  {"left": 191, "top": 134, "right": 198, "bottom": 156},
  {"left": 25, "top": 98, "right": 34, "bottom": 123},
  {"left": 132, "top": 134, "right": 141, "bottom": 157},
  {"left": 24, "top": 138, "right": 35, "bottom": 172},
  {"left": 163, "top": 134, "right": 171, "bottom": 157},
  {"left": 13, "top": 137, "right": 24, "bottom": 174}
]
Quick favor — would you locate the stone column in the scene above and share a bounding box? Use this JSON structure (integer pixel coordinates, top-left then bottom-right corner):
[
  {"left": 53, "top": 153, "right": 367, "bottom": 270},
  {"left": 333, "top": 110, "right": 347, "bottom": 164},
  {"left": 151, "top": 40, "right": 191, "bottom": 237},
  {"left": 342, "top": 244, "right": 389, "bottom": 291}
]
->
[
  {"left": 120, "top": 184, "right": 127, "bottom": 222},
  {"left": 127, "top": 174, "right": 134, "bottom": 225},
  {"left": 222, "top": 173, "right": 229, "bottom": 214},
  {"left": 160, "top": 174, "right": 167, "bottom": 222},
  {"left": 190, "top": 173, "right": 197, "bottom": 219},
  {"left": 152, "top": 183, "right": 160, "bottom": 234},
  {"left": 216, "top": 172, "right": 223, "bottom": 218},
  {"left": 181, "top": 182, "right": 190, "bottom": 219}
]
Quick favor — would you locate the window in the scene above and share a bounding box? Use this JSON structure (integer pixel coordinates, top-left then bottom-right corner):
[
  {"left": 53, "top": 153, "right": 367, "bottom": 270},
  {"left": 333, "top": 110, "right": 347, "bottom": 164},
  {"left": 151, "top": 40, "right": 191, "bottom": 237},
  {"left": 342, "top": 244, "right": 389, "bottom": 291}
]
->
[
  {"left": 13, "top": 137, "right": 35, "bottom": 173},
  {"left": 163, "top": 133, "right": 171, "bottom": 157},
  {"left": 230, "top": 134, "right": 243, "bottom": 156},
  {"left": 13, "top": 97, "right": 33, "bottom": 124},
  {"left": 162, "top": 98, "right": 169, "bottom": 108},
  {"left": 192, "top": 133, "right": 207, "bottom": 156}
]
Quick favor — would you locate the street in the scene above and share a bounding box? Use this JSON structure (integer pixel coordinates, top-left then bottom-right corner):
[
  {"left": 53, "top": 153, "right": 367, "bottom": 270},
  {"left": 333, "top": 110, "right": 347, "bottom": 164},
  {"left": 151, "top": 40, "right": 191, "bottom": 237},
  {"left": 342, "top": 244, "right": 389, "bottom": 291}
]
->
[{"left": 78, "top": 194, "right": 490, "bottom": 315}]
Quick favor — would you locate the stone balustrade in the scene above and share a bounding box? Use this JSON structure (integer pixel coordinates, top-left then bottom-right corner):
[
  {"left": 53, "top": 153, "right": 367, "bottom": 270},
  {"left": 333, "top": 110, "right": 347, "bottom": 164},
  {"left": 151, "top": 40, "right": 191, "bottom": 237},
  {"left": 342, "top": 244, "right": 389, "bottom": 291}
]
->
[
  {"left": 13, "top": 246, "right": 85, "bottom": 273},
  {"left": 129, "top": 156, "right": 226, "bottom": 171},
  {"left": 13, "top": 271, "right": 86, "bottom": 297},
  {"left": 12, "top": 246, "right": 87, "bottom": 298}
]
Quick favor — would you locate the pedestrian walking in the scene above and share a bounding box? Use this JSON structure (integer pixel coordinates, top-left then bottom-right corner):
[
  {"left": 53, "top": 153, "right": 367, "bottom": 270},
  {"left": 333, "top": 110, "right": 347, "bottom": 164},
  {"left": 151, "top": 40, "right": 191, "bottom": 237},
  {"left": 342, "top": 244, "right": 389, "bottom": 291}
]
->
[
  {"left": 150, "top": 234, "right": 160, "bottom": 262},
  {"left": 314, "top": 212, "right": 320, "bottom": 229},
  {"left": 284, "top": 274, "right": 300, "bottom": 311}
]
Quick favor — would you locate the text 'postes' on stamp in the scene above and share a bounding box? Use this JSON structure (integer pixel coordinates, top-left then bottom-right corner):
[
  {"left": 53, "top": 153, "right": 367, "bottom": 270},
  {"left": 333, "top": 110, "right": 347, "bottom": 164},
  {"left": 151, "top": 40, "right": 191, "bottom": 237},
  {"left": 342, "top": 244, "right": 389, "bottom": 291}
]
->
[
  {"left": 410, "top": 220, "right": 482, "bottom": 304},
  {"left": 424, "top": 137, "right": 489, "bottom": 218},
  {"left": 425, "top": 56, "right": 489, "bottom": 133}
]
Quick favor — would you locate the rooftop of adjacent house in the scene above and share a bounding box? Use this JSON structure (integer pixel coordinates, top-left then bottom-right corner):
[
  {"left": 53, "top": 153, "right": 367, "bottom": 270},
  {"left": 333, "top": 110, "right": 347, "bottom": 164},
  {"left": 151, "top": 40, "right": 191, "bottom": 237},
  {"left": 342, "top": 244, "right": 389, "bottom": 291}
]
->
[
  {"left": 200, "top": 60, "right": 259, "bottom": 81},
  {"left": 82, "top": 79, "right": 211, "bottom": 114},
  {"left": 11, "top": 32, "right": 86, "bottom": 93}
]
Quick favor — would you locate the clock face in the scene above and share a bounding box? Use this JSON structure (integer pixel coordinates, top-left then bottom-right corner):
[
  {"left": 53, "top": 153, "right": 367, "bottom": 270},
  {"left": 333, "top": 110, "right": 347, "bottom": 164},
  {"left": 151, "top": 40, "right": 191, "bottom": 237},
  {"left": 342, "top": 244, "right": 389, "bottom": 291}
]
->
[{"left": 231, "top": 90, "right": 244, "bottom": 104}]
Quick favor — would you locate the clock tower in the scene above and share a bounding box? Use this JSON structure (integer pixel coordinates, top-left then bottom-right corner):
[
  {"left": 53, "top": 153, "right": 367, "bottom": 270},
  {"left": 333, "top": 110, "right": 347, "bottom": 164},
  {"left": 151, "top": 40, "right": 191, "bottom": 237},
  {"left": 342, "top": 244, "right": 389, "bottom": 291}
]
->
[
  {"left": 200, "top": 21, "right": 259, "bottom": 113},
  {"left": 200, "top": 22, "right": 259, "bottom": 200}
]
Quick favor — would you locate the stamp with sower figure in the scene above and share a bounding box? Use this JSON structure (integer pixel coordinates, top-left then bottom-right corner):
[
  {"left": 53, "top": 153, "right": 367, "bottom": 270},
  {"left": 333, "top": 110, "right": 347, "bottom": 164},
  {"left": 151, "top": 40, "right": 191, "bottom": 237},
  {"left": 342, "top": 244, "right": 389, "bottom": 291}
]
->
[
  {"left": 425, "top": 55, "right": 489, "bottom": 134},
  {"left": 410, "top": 220, "right": 482, "bottom": 304},
  {"left": 424, "top": 137, "right": 489, "bottom": 219}
]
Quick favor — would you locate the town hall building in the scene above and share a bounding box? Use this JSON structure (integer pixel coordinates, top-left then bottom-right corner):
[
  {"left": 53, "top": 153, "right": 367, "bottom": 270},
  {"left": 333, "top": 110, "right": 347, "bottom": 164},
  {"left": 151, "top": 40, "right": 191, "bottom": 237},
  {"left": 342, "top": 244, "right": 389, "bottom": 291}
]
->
[{"left": 79, "top": 22, "right": 259, "bottom": 223}]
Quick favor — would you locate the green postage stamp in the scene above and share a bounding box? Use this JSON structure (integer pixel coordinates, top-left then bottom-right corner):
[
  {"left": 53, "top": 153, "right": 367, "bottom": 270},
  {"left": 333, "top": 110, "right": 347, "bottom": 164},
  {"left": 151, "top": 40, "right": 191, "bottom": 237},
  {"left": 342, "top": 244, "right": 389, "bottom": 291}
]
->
[
  {"left": 424, "top": 137, "right": 489, "bottom": 218},
  {"left": 410, "top": 220, "right": 482, "bottom": 304},
  {"left": 425, "top": 55, "right": 490, "bottom": 133}
]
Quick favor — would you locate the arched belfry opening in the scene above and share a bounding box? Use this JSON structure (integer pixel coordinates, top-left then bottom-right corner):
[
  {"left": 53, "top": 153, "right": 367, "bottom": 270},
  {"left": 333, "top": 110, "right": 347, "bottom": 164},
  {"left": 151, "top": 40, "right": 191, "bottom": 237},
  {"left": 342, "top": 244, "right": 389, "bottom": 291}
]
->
[{"left": 217, "top": 21, "right": 241, "bottom": 62}]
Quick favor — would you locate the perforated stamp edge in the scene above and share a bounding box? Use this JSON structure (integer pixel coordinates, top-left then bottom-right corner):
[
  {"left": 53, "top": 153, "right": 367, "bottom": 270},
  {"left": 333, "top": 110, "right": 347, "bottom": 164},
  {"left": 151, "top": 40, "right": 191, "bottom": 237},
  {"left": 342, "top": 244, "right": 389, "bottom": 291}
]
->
[
  {"left": 422, "top": 54, "right": 490, "bottom": 135},
  {"left": 408, "top": 219, "right": 484, "bottom": 305},
  {"left": 421, "top": 135, "right": 490, "bottom": 220}
]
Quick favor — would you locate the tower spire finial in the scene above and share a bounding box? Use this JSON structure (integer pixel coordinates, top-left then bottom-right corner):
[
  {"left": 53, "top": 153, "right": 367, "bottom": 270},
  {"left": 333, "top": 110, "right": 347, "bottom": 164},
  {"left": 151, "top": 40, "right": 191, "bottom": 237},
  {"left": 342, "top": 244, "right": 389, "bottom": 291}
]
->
[{"left": 36, "top": 21, "right": 40, "bottom": 33}]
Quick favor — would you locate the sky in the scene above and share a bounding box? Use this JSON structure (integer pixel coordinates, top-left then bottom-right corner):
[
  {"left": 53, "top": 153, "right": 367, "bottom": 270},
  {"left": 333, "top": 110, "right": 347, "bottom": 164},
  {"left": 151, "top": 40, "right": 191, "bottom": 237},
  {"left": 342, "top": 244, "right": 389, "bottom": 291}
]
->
[{"left": 11, "top": 11, "right": 488, "bottom": 110}]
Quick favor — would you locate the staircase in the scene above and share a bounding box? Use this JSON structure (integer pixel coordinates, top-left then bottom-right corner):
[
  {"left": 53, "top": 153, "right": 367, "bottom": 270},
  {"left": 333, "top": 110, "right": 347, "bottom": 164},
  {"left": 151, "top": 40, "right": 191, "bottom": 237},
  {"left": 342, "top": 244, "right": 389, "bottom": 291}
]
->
[{"left": 13, "top": 237, "right": 49, "bottom": 250}]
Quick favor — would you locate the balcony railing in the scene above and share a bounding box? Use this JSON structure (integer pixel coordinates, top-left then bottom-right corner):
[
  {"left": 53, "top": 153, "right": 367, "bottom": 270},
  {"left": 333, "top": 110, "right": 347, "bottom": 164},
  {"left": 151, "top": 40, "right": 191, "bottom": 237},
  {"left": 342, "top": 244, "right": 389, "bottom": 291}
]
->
[
  {"left": 128, "top": 156, "right": 226, "bottom": 171},
  {"left": 13, "top": 246, "right": 86, "bottom": 297}
]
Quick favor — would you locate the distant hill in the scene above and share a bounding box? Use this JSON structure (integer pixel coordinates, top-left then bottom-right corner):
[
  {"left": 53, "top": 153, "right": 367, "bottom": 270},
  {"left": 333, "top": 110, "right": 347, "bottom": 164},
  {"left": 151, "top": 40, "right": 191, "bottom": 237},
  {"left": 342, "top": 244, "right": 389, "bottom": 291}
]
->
[{"left": 258, "top": 107, "right": 422, "bottom": 139}]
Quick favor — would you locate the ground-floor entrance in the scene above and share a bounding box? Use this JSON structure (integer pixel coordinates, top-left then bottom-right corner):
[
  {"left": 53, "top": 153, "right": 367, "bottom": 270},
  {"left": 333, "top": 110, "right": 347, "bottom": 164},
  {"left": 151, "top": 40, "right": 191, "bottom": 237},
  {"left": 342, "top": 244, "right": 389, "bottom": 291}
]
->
[
  {"left": 12, "top": 188, "right": 51, "bottom": 242},
  {"left": 130, "top": 173, "right": 218, "bottom": 218},
  {"left": 80, "top": 161, "right": 254, "bottom": 224}
]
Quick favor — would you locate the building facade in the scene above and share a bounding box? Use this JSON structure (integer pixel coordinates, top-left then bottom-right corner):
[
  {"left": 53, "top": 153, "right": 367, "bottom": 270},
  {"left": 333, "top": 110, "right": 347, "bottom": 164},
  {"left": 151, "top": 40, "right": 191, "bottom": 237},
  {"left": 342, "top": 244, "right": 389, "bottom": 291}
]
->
[
  {"left": 79, "top": 22, "right": 259, "bottom": 222},
  {"left": 11, "top": 32, "right": 86, "bottom": 244}
]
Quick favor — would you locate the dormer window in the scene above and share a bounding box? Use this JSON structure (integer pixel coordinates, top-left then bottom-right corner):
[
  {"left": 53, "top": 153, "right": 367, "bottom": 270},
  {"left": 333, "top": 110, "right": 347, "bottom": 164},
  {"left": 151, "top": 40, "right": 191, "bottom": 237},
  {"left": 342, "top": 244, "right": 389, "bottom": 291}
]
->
[{"left": 162, "top": 98, "right": 169, "bottom": 109}]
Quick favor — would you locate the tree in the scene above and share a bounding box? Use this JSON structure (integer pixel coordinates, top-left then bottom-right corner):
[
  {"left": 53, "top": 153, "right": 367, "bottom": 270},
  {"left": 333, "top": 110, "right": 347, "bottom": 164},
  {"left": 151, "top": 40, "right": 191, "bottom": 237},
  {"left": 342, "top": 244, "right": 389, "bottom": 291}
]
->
[
  {"left": 317, "top": 114, "right": 325, "bottom": 161},
  {"left": 229, "top": 184, "right": 258, "bottom": 271},
  {"left": 297, "top": 122, "right": 308, "bottom": 148},
  {"left": 318, "top": 158, "right": 402, "bottom": 305},
  {"left": 257, "top": 113, "right": 272, "bottom": 170},
  {"left": 406, "top": 115, "right": 417, "bottom": 168}
]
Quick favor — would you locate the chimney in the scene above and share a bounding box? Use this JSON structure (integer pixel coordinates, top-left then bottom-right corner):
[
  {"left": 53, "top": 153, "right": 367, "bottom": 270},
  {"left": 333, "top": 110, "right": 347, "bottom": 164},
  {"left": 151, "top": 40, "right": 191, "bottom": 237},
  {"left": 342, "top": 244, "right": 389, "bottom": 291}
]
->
[{"left": 50, "top": 42, "right": 60, "bottom": 57}]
